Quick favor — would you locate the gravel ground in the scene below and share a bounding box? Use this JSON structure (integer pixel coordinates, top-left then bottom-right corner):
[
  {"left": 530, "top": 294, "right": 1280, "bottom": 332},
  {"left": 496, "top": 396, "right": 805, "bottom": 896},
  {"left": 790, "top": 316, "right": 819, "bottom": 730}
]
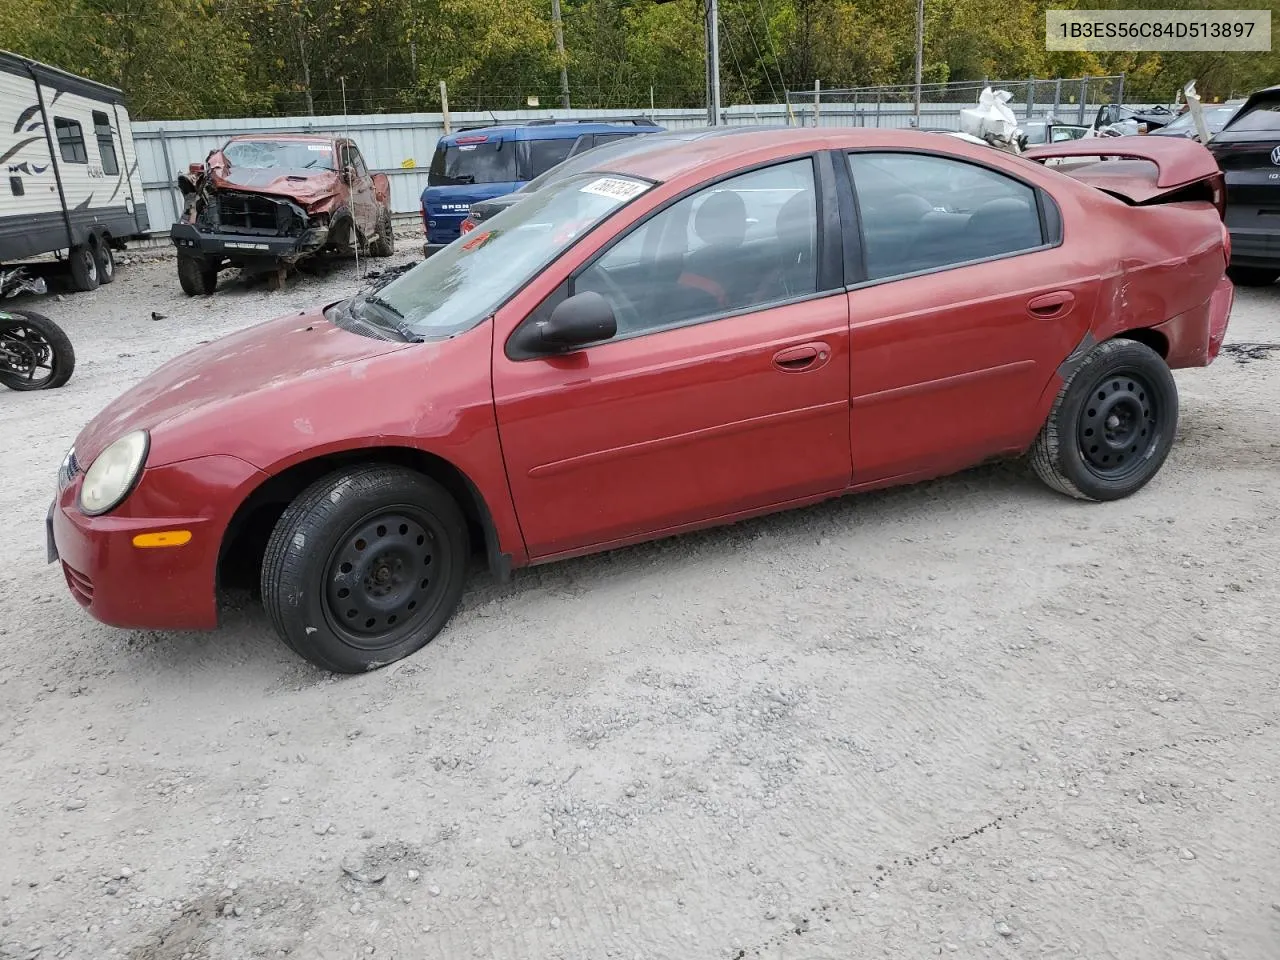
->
[{"left": 1, "top": 249, "right": 1278, "bottom": 960}]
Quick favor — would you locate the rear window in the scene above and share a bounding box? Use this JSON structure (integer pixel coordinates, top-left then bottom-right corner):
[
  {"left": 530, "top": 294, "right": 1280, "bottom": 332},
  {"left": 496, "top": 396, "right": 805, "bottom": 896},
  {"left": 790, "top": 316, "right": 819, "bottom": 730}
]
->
[
  {"left": 1227, "top": 100, "right": 1280, "bottom": 132},
  {"left": 428, "top": 139, "right": 516, "bottom": 186}
]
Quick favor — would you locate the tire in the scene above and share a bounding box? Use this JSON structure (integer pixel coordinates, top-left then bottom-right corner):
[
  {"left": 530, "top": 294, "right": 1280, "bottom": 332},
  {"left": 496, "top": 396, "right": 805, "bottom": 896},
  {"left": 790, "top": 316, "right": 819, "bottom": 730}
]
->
[
  {"left": 260, "top": 465, "right": 469, "bottom": 673},
  {"left": 177, "top": 255, "right": 218, "bottom": 296},
  {"left": 1227, "top": 266, "right": 1279, "bottom": 287},
  {"left": 94, "top": 240, "right": 116, "bottom": 285},
  {"left": 1029, "top": 338, "right": 1178, "bottom": 501},
  {"left": 68, "top": 244, "right": 99, "bottom": 292},
  {"left": 369, "top": 207, "right": 395, "bottom": 257},
  {"left": 0, "top": 310, "right": 75, "bottom": 390}
]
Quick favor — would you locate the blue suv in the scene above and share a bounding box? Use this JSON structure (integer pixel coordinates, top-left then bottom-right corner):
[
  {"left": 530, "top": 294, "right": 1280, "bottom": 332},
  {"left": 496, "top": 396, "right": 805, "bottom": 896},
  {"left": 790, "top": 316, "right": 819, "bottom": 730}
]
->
[{"left": 420, "top": 118, "right": 663, "bottom": 253}]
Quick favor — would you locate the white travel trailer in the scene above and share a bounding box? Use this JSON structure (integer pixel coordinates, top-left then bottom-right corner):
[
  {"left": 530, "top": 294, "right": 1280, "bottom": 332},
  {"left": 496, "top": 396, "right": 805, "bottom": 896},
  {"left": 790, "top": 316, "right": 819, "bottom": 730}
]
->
[{"left": 0, "top": 51, "right": 149, "bottom": 291}]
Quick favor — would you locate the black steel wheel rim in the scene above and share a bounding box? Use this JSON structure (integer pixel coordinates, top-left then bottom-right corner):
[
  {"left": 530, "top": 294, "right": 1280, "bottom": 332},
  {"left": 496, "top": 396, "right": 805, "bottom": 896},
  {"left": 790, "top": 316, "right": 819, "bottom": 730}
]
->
[
  {"left": 321, "top": 506, "right": 450, "bottom": 651},
  {"left": 0, "top": 325, "right": 55, "bottom": 387},
  {"left": 1077, "top": 369, "right": 1159, "bottom": 480}
]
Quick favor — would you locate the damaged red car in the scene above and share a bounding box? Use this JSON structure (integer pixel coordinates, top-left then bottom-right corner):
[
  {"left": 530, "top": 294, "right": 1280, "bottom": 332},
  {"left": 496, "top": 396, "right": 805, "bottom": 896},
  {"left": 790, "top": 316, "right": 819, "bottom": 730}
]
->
[
  {"left": 171, "top": 134, "right": 394, "bottom": 294},
  {"left": 51, "top": 129, "right": 1232, "bottom": 672}
]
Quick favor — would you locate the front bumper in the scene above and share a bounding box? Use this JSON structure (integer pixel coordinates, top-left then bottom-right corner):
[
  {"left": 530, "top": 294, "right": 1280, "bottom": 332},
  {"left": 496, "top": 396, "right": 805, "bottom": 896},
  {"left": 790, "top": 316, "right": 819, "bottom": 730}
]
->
[
  {"left": 171, "top": 221, "right": 330, "bottom": 265},
  {"left": 47, "top": 454, "right": 266, "bottom": 631}
]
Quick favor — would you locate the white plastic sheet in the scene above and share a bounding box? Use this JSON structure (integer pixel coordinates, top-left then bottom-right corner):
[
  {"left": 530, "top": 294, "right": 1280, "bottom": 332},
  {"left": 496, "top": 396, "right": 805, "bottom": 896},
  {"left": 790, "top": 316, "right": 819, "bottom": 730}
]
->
[{"left": 959, "top": 87, "right": 1020, "bottom": 149}]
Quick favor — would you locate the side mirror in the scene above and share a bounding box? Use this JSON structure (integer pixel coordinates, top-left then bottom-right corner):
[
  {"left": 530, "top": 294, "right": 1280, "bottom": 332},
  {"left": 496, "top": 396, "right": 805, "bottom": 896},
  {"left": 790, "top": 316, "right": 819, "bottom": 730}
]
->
[
  {"left": 343, "top": 165, "right": 356, "bottom": 183},
  {"left": 537, "top": 291, "right": 617, "bottom": 352}
]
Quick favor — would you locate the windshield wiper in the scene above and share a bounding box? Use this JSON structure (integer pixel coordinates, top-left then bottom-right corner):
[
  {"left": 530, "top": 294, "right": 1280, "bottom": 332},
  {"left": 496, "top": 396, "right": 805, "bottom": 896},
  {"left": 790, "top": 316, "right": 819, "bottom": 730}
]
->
[{"left": 354, "top": 293, "right": 422, "bottom": 343}]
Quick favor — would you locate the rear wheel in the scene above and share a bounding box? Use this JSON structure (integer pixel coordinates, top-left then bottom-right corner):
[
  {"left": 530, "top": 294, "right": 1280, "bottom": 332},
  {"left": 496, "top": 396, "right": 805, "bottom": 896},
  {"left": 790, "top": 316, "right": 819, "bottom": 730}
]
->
[
  {"left": 260, "top": 465, "right": 469, "bottom": 673},
  {"left": 94, "top": 240, "right": 116, "bottom": 285},
  {"left": 1029, "top": 338, "right": 1178, "bottom": 501},
  {"left": 369, "top": 207, "right": 395, "bottom": 257},
  {"left": 177, "top": 254, "right": 218, "bottom": 296},
  {"left": 1227, "top": 266, "right": 1279, "bottom": 287},
  {"left": 68, "top": 244, "right": 99, "bottom": 292}
]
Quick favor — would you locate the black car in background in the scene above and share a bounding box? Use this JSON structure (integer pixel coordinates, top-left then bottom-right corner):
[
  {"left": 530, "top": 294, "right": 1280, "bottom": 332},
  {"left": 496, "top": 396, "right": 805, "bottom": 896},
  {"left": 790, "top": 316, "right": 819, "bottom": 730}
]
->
[
  {"left": 1208, "top": 85, "right": 1280, "bottom": 286},
  {"left": 1149, "top": 102, "right": 1245, "bottom": 141}
]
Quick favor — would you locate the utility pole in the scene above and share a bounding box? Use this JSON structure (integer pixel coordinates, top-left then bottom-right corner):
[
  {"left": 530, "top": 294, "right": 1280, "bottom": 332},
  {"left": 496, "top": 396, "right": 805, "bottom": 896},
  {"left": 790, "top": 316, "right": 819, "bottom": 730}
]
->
[
  {"left": 706, "top": 0, "right": 722, "bottom": 125},
  {"left": 551, "top": 0, "right": 570, "bottom": 110},
  {"left": 913, "top": 0, "right": 924, "bottom": 125},
  {"left": 652, "top": 0, "right": 717, "bottom": 124}
]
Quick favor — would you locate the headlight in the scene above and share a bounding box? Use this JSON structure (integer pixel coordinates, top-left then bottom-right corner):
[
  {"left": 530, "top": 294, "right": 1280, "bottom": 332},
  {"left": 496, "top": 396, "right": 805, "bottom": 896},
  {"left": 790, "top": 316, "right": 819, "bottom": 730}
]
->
[{"left": 79, "top": 431, "right": 149, "bottom": 516}]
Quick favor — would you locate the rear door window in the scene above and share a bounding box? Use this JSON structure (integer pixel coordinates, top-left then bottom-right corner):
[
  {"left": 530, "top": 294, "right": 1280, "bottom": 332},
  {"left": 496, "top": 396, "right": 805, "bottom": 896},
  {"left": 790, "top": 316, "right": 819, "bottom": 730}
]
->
[
  {"left": 428, "top": 138, "right": 517, "bottom": 186},
  {"left": 848, "top": 152, "right": 1045, "bottom": 280}
]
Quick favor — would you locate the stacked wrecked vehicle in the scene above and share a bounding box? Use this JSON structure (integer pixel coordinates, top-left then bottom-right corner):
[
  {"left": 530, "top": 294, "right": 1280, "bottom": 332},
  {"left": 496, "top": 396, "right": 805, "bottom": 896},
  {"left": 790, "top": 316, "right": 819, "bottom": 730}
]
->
[{"left": 171, "top": 135, "right": 394, "bottom": 294}]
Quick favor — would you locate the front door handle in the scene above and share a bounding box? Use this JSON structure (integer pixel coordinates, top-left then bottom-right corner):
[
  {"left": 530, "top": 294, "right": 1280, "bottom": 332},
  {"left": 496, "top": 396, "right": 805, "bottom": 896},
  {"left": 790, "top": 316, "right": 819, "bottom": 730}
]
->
[
  {"left": 1027, "top": 291, "right": 1076, "bottom": 319},
  {"left": 772, "top": 341, "right": 831, "bottom": 373}
]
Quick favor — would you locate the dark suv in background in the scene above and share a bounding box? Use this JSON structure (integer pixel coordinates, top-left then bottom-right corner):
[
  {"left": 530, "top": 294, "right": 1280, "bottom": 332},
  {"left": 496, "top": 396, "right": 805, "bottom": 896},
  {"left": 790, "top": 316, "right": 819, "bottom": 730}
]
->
[{"left": 1208, "top": 85, "right": 1280, "bottom": 286}]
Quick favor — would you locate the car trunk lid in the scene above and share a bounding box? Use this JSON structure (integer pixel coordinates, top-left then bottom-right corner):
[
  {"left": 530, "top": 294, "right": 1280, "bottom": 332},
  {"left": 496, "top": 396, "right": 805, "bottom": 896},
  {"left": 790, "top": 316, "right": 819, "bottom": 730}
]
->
[{"left": 1024, "top": 137, "right": 1227, "bottom": 216}]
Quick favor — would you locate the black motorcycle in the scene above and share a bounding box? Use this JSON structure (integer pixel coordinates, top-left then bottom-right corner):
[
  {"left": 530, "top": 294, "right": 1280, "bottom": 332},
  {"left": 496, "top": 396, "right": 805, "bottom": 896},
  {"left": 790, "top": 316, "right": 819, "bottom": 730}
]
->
[{"left": 0, "top": 268, "right": 75, "bottom": 391}]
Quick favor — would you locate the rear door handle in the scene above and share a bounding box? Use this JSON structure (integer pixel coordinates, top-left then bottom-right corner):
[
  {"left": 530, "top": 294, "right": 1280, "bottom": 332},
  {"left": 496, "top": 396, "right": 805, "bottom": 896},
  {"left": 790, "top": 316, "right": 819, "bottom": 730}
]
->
[
  {"left": 772, "top": 342, "right": 831, "bottom": 373},
  {"left": 1027, "top": 291, "right": 1075, "bottom": 319}
]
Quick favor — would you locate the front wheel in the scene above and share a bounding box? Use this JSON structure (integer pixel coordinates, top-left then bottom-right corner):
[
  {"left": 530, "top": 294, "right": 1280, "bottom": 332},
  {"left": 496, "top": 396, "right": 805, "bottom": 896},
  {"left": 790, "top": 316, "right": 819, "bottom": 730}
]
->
[
  {"left": 260, "top": 465, "right": 469, "bottom": 673},
  {"left": 0, "top": 310, "right": 75, "bottom": 390},
  {"left": 1029, "top": 338, "right": 1178, "bottom": 501},
  {"left": 177, "top": 255, "right": 218, "bottom": 296}
]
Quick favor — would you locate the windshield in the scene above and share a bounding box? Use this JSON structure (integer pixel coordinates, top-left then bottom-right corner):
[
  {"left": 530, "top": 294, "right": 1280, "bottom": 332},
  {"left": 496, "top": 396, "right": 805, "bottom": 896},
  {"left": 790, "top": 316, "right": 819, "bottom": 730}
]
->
[
  {"left": 361, "top": 173, "right": 652, "bottom": 339},
  {"left": 222, "top": 140, "right": 334, "bottom": 174},
  {"left": 428, "top": 138, "right": 517, "bottom": 186}
]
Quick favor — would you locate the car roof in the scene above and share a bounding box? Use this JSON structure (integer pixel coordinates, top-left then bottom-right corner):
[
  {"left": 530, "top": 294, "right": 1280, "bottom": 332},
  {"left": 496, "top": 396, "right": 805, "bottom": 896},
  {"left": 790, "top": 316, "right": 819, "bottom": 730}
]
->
[
  {"left": 440, "top": 119, "right": 661, "bottom": 144},
  {"left": 225, "top": 134, "right": 336, "bottom": 143},
  {"left": 517, "top": 124, "right": 781, "bottom": 192},
  {"left": 595, "top": 127, "right": 1025, "bottom": 183}
]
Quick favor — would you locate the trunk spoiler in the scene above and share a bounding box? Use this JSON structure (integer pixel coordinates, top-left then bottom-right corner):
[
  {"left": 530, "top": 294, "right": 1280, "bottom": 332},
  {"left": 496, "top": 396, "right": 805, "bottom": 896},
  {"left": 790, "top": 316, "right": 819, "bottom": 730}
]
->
[{"left": 1023, "top": 137, "right": 1225, "bottom": 213}]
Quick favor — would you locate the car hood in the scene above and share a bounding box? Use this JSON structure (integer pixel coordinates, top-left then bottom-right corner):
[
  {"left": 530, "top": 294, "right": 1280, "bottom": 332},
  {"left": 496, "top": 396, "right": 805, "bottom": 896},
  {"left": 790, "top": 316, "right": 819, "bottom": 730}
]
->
[
  {"left": 74, "top": 308, "right": 410, "bottom": 466},
  {"left": 208, "top": 165, "right": 344, "bottom": 210}
]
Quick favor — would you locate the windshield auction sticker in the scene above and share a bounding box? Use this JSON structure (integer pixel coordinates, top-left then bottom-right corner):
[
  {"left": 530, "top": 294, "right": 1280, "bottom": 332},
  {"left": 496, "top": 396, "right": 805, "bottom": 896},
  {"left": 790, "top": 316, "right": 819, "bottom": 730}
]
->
[
  {"left": 1047, "top": 9, "right": 1270, "bottom": 50},
  {"left": 580, "top": 177, "right": 648, "bottom": 201}
]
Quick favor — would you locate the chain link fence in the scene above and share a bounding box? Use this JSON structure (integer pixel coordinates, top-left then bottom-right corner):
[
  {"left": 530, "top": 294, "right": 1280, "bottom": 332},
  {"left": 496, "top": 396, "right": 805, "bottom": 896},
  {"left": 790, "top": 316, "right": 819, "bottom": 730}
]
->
[{"left": 783, "top": 75, "right": 1129, "bottom": 130}]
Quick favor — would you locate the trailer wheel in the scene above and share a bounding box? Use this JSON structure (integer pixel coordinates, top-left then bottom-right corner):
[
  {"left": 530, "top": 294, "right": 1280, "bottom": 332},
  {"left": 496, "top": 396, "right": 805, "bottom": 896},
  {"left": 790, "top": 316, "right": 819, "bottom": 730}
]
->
[
  {"left": 94, "top": 240, "right": 116, "bottom": 285},
  {"left": 177, "top": 255, "right": 218, "bottom": 296},
  {"left": 69, "top": 245, "right": 99, "bottom": 292}
]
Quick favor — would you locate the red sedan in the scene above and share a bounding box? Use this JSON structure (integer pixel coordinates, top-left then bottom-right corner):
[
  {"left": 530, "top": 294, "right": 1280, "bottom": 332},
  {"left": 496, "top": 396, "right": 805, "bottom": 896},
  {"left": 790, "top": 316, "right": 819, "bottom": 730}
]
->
[{"left": 48, "top": 129, "right": 1234, "bottom": 672}]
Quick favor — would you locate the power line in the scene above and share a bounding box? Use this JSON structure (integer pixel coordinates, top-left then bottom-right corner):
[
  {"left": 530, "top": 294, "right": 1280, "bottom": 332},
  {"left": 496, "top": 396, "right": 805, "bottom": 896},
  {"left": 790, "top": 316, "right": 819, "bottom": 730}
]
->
[{"left": 737, "top": 4, "right": 778, "bottom": 103}]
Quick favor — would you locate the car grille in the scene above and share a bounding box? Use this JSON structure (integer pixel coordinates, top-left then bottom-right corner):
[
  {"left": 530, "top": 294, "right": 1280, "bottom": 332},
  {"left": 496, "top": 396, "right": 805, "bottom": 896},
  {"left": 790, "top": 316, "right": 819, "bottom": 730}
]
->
[
  {"left": 62, "top": 562, "right": 93, "bottom": 607},
  {"left": 206, "top": 191, "right": 304, "bottom": 236}
]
